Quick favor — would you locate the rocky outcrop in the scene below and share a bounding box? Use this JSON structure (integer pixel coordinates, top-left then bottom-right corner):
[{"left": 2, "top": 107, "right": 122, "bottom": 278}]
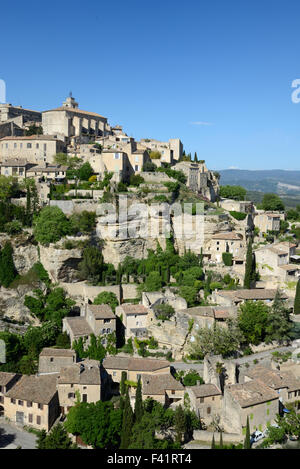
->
[
  {"left": 39, "top": 245, "right": 83, "bottom": 283},
  {"left": 0, "top": 284, "right": 41, "bottom": 325}
]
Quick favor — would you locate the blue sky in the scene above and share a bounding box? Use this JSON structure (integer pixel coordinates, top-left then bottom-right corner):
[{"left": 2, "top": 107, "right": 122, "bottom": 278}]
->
[{"left": 1, "top": 0, "right": 300, "bottom": 170}]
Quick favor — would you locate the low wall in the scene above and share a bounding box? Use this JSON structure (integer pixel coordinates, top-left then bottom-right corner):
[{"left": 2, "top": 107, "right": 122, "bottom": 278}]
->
[
  {"left": 193, "top": 430, "right": 242, "bottom": 444},
  {"left": 61, "top": 282, "right": 138, "bottom": 302},
  {"left": 50, "top": 199, "right": 100, "bottom": 215}
]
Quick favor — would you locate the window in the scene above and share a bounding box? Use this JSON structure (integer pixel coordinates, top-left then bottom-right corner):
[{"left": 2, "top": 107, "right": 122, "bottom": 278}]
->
[
  {"left": 82, "top": 394, "right": 87, "bottom": 403},
  {"left": 200, "top": 397, "right": 204, "bottom": 403},
  {"left": 207, "top": 407, "right": 211, "bottom": 415},
  {"left": 68, "top": 393, "right": 75, "bottom": 399},
  {"left": 36, "top": 416, "right": 41, "bottom": 425},
  {"left": 50, "top": 358, "right": 54, "bottom": 362},
  {"left": 135, "top": 165, "right": 139, "bottom": 171},
  {"left": 29, "top": 414, "right": 33, "bottom": 423},
  {"left": 11, "top": 398, "right": 16, "bottom": 404},
  {"left": 36, "top": 144, "right": 39, "bottom": 149},
  {"left": 27, "top": 401, "right": 32, "bottom": 408},
  {"left": 27, "top": 143, "right": 32, "bottom": 149},
  {"left": 38, "top": 403, "right": 44, "bottom": 410},
  {"left": 18, "top": 400, "right": 23, "bottom": 406}
]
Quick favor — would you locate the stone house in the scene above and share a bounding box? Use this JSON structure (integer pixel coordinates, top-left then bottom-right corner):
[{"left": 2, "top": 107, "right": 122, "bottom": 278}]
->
[
  {"left": 102, "top": 356, "right": 170, "bottom": 395},
  {"left": 242, "top": 365, "right": 300, "bottom": 408},
  {"left": 255, "top": 242, "right": 300, "bottom": 282},
  {"left": 207, "top": 231, "right": 245, "bottom": 264},
  {"left": 38, "top": 348, "right": 77, "bottom": 375},
  {"left": 63, "top": 304, "right": 116, "bottom": 347},
  {"left": 56, "top": 360, "right": 102, "bottom": 416},
  {"left": 219, "top": 198, "right": 254, "bottom": 214},
  {"left": 4, "top": 374, "right": 59, "bottom": 432},
  {"left": 0, "top": 103, "right": 41, "bottom": 126},
  {"left": 0, "top": 372, "right": 21, "bottom": 414},
  {"left": 186, "top": 384, "right": 222, "bottom": 425},
  {"left": 222, "top": 380, "right": 279, "bottom": 435},
  {"left": 212, "top": 288, "right": 288, "bottom": 308},
  {"left": 0, "top": 158, "right": 35, "bottom": 179},
  {"left": 115, "top": 303, "right": 149, "bottom": 339},
  {"left": 0, "top": 135, "right": 65, "bottom": 165},
  {"left": 139, "top": 373, "right": 185, "bottom": 407},
  {"left": 26, "top": 163, "right": 68, "bottom": 182},
  {"left": 254, "top": 211, "right": 285, "bottom": 235},
  {"left": 139, "top": 138, "right": 183, "bottom": 164}
]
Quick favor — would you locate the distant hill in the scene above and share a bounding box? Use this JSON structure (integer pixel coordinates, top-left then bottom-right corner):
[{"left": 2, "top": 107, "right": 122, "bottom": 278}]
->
[{"left": 218, "top": 169, "right": 300, "bottom": 195}]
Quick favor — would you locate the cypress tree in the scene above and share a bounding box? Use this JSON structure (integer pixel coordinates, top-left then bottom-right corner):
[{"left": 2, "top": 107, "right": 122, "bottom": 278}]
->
[
  {"left": 120, "top": 371, "right": 127, "bottom": 396},
  {"left": 219, "top": 431, "right": 223, "bottom": 449},
  {"left": 0, "top": 242, "right": 17, "bottom": 287},
  {"left": 294, "top": 279, "right": 300, "bottom": 315},
  {"left": 244, "top": 239, "right": 255, "bottom": 289},
  {"left": 134, "top": 376, "right": 143, "bottom": 423},
  {"left": 243, "top": 416, "right": 251, "bottom": 449},
  {"left": 194, "top": 152, "right": 198, "bottom": 163},
  {"left": 120, "top": 388, "right": 133, "bottom": 449},
  {"left": 211, "top": 434, "right": 216, "bottom": 449},
  {"left": 174, "top": 405, "right": 186, "bottom": 444}
]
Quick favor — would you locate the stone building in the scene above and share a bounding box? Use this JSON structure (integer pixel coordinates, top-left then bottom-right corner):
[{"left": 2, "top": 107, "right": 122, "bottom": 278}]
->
[
  {"left": 139, "top": 373, "right": 185, "bottom": 406},
  {"left": 0, "top": 158, "right": 35, "bottom": 179},
  {"left": 63, "top": 304, "right": 116, "bottom": 346},
  {"left": 219, "top": 198, "right": 254, "bottom": 214},
  {"left": 206, "top": 231, "right": 245, "bottom": 264},
  {"left": 222, "top": 380, "right": 279, "bottom": 435},
  {"left": 56, "top": 360, "right": 102, "bottom": 415},
  {"left": 0, "top": 103, "right": 41, "bottom": 126},
  {"left": 102, "top": 355, "right": 170, "bottom": 395},
  {"left": 115, "top": 303, "right": 149, "bottom": 339},
  {"left": 212, "top": 288, "right": 288, "bottom": 308},
  {"left": 254, "top": 211, "right": 285, "bottom": 235},
  {"left": 27, "top": 163, "right": 68, "bottom": 182},
  {"left": 186, "top": 384, "right": 222, "bottom": 425},
  {"left": 139, "top": 138, "right": 183, "bottom": 164},
  {"left": 4, "top": 374, "right": 59, "bottom": 432},
  {"left": 173, "top": 160, "right": 219, "bottom": 201},
  {"left": 42, "top": 94, "right": 111, "bottom": 143},
  {"left": 38, "top": 348, "right": 77, "bottom": 375},
  {"left": 255, "top": 242, "right": 300, "bottom": 283},
  {"left": 0, "top": 372, "right": 21, "bottom": 415},
  {"left": 0, "top": 135, "right": 65, "bottom": 165}
]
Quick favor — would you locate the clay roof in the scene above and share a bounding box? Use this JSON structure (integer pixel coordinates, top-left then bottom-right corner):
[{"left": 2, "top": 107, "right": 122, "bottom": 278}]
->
[
  {"left": 0, "top": 135, "right": 61, "bottom": 141},
  {"left": 64, "top": 317, "right": 93, "bottom": 337},
  {"left": 180, "top": 306, "right": 215, "bottom": 318},
  {"left": 57, "top": 361, "right": 101, "bottom": 385},
  {"left": 103, "top": 356, "right": 170, "bottom": 372},
  {"left": 27, "top": 165, "right": 68, "bottom": 172},
  {"left": 211, "top": 232, "right": 243, "bottom": 240},
  {"left": 87, "top": 304, "right": 116, "bottom": 320},
  {"left": 218, "top": 289, "right": 287, "bottom": 301},
  {"left": 120, "top": 304, "right": 149, "bottom": 316},
  {"left": 0, "top": 158, "right": 29, "bottom": 167},
  {"left": 142, "top": 373, "right": 184, "bottom": 395},
  {"left": 245, "top": 366, "right": 300, "bottom": 391},
  {"left": 0, "top": 372, "right": 19, "bottom": 387},
  {"left": 39, "top": 348, "right": 76, "bottom": 358},
  {"left": 225, "top": 380, "right": 279, "bottom": 408},
  {"left": 43, "top": 107, "right": 107, "bottom": 120},
  {"left": 279, "top": 264, "right": 300, "bottom": 271},
  {"left": 188, "top": 384, "right": 222, "bottom": 398},
  {"left": 6, "top": 374, "right": 58, "bottom": 405}
]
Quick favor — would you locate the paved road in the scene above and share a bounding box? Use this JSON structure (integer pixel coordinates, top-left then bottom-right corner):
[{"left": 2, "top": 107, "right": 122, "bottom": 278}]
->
[
  {"left": 0, "top": 419, "right": 37, "bottom": 449},
  {"left": 172, "top": 343, "right": 299, "bottom": 373}
]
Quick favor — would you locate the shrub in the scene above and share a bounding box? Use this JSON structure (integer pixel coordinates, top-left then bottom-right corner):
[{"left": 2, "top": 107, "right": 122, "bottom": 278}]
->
[
  {"left": 229, "top": 211, "right": 247, "bottom": 221},
  {"left": 222, "top": 252, "right": 233, "bottom": 266}
]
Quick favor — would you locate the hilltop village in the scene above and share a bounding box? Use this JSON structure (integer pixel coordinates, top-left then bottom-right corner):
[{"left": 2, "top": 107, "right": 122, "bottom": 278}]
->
[{"left": 0, "top": 96, "right": 300, "bottom": 449}]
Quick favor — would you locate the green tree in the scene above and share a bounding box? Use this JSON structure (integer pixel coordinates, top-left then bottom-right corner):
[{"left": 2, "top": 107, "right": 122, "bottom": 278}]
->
[
  {"left": 219, "top": 185, "right": 247, "bottom": 201},
  {"left": 238, "top": 301, "right": 269, "bottom": 345},
  {"left": 134, "top": 376, "right": 143, "bottom": 423},
  {"left": 78, "top": 246, "right": 104, "bottom": 284},
  {"left": 33, "top": 206, "right": 70, "bottom": 245},
  {"left": 294, "top": 279, "right": 300, "bottom": 315},
  {"left": 244, "top": 416, "right": 251, "bottom": 449},
  {"left": 77, "top": 162, "right": 94, "bottom": 181},
  {"left": 37, "top": 424, "right": 77, "bottom": 449},
  {"left": 120, "top": 388, "right": 134, "bottom": 449},
  {"left": 265, "top": 290, "right": 293, "bottom": 344},
  {"left": 244, "top": 239, "right": 256, "bottom": 289},
  {"left": 260, "top": 193, "right": 285, "bottom": 211},
  {"left": 93, "top": 291, "right": 119, "bottom": 312},
  {"left": 0, "top": 241, "right": 17, "bottom": 287},
  {"left": 144, "top": 271, "right": 162, "bottom": 292},
  {"left": 174, "top": 405, "right": 186, "bottom": 445}
]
